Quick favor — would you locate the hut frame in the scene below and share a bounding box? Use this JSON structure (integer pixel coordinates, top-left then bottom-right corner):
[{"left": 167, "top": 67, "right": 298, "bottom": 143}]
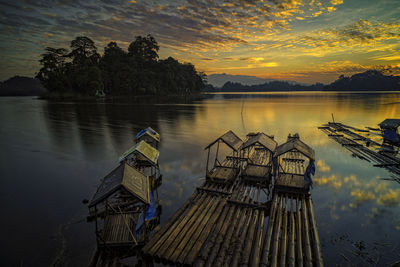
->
[{"left": 204, "top": 130, "right": 243, "bottom": 182}]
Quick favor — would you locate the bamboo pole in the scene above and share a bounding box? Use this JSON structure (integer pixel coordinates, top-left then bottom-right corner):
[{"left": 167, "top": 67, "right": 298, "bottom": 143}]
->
[
  {"left": 185, "top": 199, "right": 229, "bottom": 265},
  {"left": 280, "top": 195, "right": 288, "bottom": 266},
  {"left": 144, "top": 192, "right": 203, "bottom": 255},
  {"left": 240, "top": 208, "right": 259, "bottom": 266},
  {"left": 270, "top": 197, "right": 283, "bottom": 267},
  {"left": 163, "top": 195, "right": 215, "bottom": 261},
  {"left": 178, "top": 198, "right": 225, "bottom": 265},
  {"left": 287, "top": 198, "right": 295, "bottom": 267},
  {"left": 213, "top": 199, "right": 248, "bottom": 266},
  {"left": 296, "top": 197, "right": 303, "bottom": 267},
  {"left": 229, "top": 208, "right": 254, "bottom": 267},
  {"left": 260, "top": 193, "right": 278, "bottom": 265},
  {"left": 302, "top": 198, "right": 312, "bottom": 267},
  {"left": 307, "top": 197, "right": 324, "bottom": 267},
  {"left": 250, "top": 209, "right": 264, "bottom": 267},
  {"left": 154, "top": 193, "right": 208, "bottom": 259}
]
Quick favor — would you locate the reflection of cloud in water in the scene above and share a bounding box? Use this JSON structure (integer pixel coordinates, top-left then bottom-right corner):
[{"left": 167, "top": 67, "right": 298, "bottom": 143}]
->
[
  {"left": 315, "top": 172, "right": 400, "bottom": 208},
  {"left": 350, "top": 189, "right": 375, "bottom": 208},
  {"left": 316, "top": 159, "right": 331, "bottom": 172},
  {"left": 314, "top": 174, "right": 342, "bottom": 190},
  {"left": 377, "top": 189, "right": 400, "bottom": 207}
]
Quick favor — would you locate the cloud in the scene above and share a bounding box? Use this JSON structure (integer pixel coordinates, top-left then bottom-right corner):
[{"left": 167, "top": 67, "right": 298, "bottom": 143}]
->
[{"left": 316, "top": 159, "right": 331, "bottom": 172}]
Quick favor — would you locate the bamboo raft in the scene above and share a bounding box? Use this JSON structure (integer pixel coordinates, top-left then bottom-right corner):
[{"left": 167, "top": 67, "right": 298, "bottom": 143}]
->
[
  {"left": 319, "top": 122, "right": 400, "bottom": 182},
  {"left": 142, "top": 131, "right": 323, "bottom": 266}
]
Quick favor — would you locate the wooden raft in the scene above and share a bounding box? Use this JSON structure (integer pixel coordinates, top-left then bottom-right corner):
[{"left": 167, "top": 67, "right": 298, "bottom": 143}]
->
[
  {"left": 319, "top": 123, "right": 400, "bottom": 182},
  {"left": 142, "top": 132, "right": 323, "bottom": 266}
]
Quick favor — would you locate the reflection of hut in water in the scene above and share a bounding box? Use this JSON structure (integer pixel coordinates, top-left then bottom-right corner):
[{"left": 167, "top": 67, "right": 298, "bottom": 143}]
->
[
  {"left": 274, "top": 134, "right": 315, "bottom": 193},
  {"left": 88, "top": 163, "right": 159, "bottom": 255},
  {"left": 204, "top": 130, "right": 243, "bottom": 183},
  {"left": 241, "top": 132, "right": 277, "bottom": 186},
  {"left": 135, "top": 127, "right": 160, "bottom": 149},
  {"left": 119, "top": 140, "right": 162, "bottom": 189},
  {"left": 379, "top": 119, "right": 400, "bottom": 147}
]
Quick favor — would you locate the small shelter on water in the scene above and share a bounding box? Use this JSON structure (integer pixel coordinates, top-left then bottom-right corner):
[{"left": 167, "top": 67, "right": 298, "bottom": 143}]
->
[
  {"left": 274, "top": 134, "right": 315, "bottom": 193},
  {"left": 88, "top": 163, "right": 157, "bottom": 249},
  {"left": 204, "top": 130, "right": 243, "bottom": 183},
  {"left": 135, "top": 127, "right": 160, "bottom": 149},
  {"left": 241, "top": 132, "right": 277, "bottom": 185},
  {"left": 119, "top": 140, "right": 161, "bottom": 188},
  {"left": 379, "top": 119, "right": 400, "bottom": 146}
]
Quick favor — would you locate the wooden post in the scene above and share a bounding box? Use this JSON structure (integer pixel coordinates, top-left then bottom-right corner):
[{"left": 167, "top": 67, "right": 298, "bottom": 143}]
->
[{"left": 206, "top": 148, "right": 210, "bottom": 175}]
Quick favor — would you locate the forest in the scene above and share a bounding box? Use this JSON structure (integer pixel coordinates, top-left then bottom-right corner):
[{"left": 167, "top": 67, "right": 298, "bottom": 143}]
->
[
  {"left": 36, "top": 35, "right": 206, "bottom": 96},
  {"left": 210, "top": 70, "right": 400, "bottom": 92}
]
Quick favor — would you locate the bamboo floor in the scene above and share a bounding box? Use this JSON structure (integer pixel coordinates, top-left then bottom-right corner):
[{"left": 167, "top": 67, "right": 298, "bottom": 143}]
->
[
  {"left": 142, "top": 133, "right": 323, "bottom": 266},
  {"left": 319, "top": 122, "right": 400, "bottom": 183}
]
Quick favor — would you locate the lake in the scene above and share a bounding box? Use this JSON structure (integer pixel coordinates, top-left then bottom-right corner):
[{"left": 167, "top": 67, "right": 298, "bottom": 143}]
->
[{"left": 0, "top": 92, "right": 399, "bottom": 266}]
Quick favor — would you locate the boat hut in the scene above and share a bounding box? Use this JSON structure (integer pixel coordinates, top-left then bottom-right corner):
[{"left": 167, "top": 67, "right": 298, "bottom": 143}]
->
[
  {"left": 88, "top": 163, "right": 151, "bottom": 248},
  {"left": 241, "top": 132, "right": 277, "bottom": 185},
  {"left": 119, "top": 140, "right": 161, "bottom": 188},
  {"left": 205, "top": 130, "right": 243, "bottom": 183},
  {"left": 273, "top": 134, "right": 315, "bottom": 193},
  {"left": 135, "top": 127, "right": 160, "bottom": 149},
  {"left": 379, "top": 119, "right": 400, "bottom": 145}
]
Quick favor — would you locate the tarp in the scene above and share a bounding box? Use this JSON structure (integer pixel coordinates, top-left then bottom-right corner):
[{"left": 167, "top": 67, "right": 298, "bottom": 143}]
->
[
  {"left": 135, "top": 127, "right": 160, "bottom": 143},
  {"left": 383, "top": 129, "right": 399, "bottom": 143},
  {"left": 379, "top": 119, "right": 400, "bottom": 130},
  {"left": 304, "top": 160, "right": 316, "bottom": 188},
  {"left": 145, "top": 184, "right": 157, "bottom": 221},
  {"left": 88, "top": 163, "right": 150, "bottom": 207},
  {"left": 242, "top": 132, "right": 277, "bottom": 152},
  {"left": 275, "top": 138, "right": 315, "bottom": 160},
  {"left": 205, "top": 130, "right": 243, "bottom": 151},
  {"left": 119, "top": 140, "right": 159, "bottom": 165}
]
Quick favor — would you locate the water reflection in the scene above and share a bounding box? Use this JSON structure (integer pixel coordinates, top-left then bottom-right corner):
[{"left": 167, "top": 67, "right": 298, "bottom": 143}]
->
[{"left": 0, "top": 92, "right": 399, "bottom": 266}]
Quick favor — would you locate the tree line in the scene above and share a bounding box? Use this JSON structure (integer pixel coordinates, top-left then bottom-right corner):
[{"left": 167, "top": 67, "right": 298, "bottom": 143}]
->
[
  {"left": 209, "top": 70, "right": 400, "bottom": 92},
  {"left": 36, "top": 35, "right": 206, "bottom": 96}
]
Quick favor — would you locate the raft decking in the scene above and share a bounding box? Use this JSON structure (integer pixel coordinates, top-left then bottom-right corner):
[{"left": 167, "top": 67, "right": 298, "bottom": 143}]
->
[
  {"left": 319, "top": 122, "right": 400, "bottom": 183},
  {"left": 143, "top": 131, "right": 323, "bottom": 266}
]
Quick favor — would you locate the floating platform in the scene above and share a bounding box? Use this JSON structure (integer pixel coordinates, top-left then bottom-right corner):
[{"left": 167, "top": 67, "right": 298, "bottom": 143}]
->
[
  {"left": 319, "top": 121, "right": 400, "bottom": 183},
  {"left": 143, "top": 131, "right": 323, "bottom": 266}
]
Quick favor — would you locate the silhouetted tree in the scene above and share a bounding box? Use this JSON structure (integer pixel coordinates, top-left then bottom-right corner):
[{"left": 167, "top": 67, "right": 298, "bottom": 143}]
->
[{"left": 37, "top": 35, "right": 205, "bottom": 97}]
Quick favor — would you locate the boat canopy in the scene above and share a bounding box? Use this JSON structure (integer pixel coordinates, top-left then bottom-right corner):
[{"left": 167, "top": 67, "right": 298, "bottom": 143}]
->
[
  {"left": 205, "top": 130, "right": 243, "bottom": 151},
  {"left": 379, "top": 119, "right": 400, "bottom": 130},
  {"left": 135, "top": 127, "right": 160, "bottom": 143},
  {"left": 275, "top": 138, "right": 315, "bottom": 161},
  {"left": 242, "top": 132, "right": 277, "bottom": 152},
  {"left": 119, "top": 140, "right": 159, "bottom": 165},
  {"left": 89, "top": 163, "right": 150, "bottom": 207}
]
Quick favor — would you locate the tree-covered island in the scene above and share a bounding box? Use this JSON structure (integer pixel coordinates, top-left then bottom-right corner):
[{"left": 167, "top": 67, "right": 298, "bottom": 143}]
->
[{"left": 36, "top": 35, "right": 206, "bottom": 97}]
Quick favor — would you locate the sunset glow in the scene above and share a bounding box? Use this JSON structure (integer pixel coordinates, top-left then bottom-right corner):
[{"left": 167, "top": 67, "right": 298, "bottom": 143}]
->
[{"left": 1, "top": 0, "right": 399, "bottom": 83}]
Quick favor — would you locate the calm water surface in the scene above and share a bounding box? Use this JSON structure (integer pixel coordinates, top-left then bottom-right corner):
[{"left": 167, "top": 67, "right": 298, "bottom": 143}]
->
[{"left": 1, "top": 92, "right": 400, "bottom": 266}]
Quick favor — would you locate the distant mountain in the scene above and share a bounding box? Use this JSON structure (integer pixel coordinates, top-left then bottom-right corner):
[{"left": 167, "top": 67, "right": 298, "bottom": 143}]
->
[
  {"left": 324, "top": 70, "right": 400, "bottom": 91},
  {"left": 206, "top": 73, "right": 299, "bottom": 87},
  {"left": 0, "top": 76, "right": 46, "bottom": 96}
]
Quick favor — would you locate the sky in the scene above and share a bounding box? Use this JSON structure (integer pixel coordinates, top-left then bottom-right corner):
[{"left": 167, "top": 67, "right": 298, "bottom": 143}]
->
[{"left": 0, "top": 0, "right": 399, "bottom": 84}]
